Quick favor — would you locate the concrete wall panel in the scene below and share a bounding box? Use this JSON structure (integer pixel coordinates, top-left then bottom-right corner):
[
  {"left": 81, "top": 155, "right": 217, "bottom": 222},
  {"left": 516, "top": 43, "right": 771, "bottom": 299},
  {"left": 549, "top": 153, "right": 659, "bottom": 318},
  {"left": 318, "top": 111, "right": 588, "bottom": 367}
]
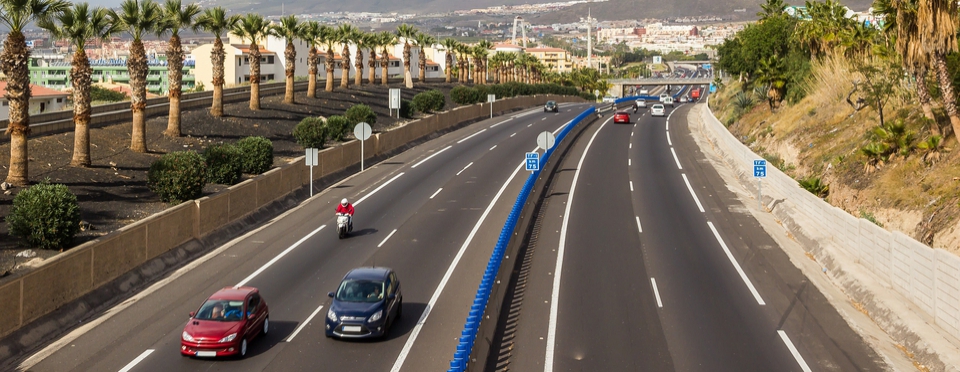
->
[
  {"left": 256, "top": 168, "right": 284, "bottom": 206},
  {"left": 227, "top": 180, "right": 258, "bottom": 222},
  {"left": 280, "top": 162, "right": 307, "bottom": 195},
  {"left": 196, "top": 193, "right": 230, "bottom": 236},
  {"left": 0, "top": 280, "right": 21, "bottom": 337},
  {"left": 92, "top": 225, "right": 147, "bottom": 285},
  {"left": 340, "top": 141, "right": 361, "bottom": 170},
  {"left": 21, "top": 248, "right": 93, "bottom": 323},
  {"left": 145, "top": 201, "right": 196, "bottom": 259},
  {"left": 321, "top": 146, "right": 343, "bottom": 177},
  {"left": 936, "top": 250, "right": 960, "bottom": 339}
]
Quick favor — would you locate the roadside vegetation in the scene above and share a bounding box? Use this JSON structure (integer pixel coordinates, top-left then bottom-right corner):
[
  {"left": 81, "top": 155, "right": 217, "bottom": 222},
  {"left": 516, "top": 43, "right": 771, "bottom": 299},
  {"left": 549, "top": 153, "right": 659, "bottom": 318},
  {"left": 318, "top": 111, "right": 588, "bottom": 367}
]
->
[{"left": 710, "top": 0, "right": 960, "bottom": 252}]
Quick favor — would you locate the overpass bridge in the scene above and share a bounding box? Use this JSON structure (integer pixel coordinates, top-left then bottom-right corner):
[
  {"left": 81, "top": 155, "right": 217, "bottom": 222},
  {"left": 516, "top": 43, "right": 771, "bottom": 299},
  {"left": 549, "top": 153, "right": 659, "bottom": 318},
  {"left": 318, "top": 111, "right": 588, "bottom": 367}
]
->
[{"left": 611, "top": 78, "right": 712, "bottom": 97}]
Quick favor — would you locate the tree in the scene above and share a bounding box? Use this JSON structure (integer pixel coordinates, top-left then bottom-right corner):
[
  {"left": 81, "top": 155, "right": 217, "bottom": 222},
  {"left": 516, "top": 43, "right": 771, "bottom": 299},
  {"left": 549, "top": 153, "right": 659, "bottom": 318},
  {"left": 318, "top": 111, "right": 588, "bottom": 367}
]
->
[
  {"left": 379, "top": 31, "right": 396, "bottom": 85},
  {"left": 414, "top": 32, "right": 436, "bottom": 83},
  {"left": 0, "top": 0, "right": 69, "bottom": 185},
  {"left": 230, "top": 13, "right": 271, "bottom": 110},
  {"left": 475, "top": 40, "right": 493, "bottom": 84},
  {"left": 754, "top": 54, "right": 789, "bottom": 109},
  {"left": 39, "top": 2, "right": 118, "bottom": 167},
  {"left": 353, "top": 30, "right": 371, "bottom": 86},
  {"left": 396, "top": 24, "right": 418, "bottom": 88},
  {"left": 917, "top": 0, "right": 960, "bottom": 137},
  {"left": 195, "top": 7, "right": 238, "bottom": 117},
  {"left": 301, "top": 21, "right": 322, "bottom": 98},
  {"left": 336, "top": 24, "right": 359, "bottom": 89},
  {"left": 457, "top": 43, "right": 472, "bottom": 83},
  {"left": 157, "top": 0, "right": 201, "bottom": 137},
  {"left": 873, "top": 0, "right": 937, "bottom": 125},
  {"left": 364, "top": 32, "right": 378, "bottom": 85},
  {"left": 758, "top": 0, "right": 788, "bottom": 21},
  {"left": 853, "top": 53, "right": 902, "bottom": 127},
  {"left": 271, "top": 15, "right": 303, "bottom": 104},
  {"left": 318, "top": 24, "right": 336, "bottom": 92},
  {"left": 440, "top": 38, "right": 458, "bottom": 83},
  {"left": 110, "top": 0, "right": 160, "bottom": 153}
]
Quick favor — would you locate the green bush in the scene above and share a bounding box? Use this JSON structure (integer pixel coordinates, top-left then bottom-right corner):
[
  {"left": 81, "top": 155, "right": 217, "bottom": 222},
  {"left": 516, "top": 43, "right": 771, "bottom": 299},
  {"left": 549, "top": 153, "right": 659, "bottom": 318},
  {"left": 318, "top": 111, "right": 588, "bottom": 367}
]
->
[
  {"left": 798, "top": 176, "right": 829, "bottom": 198},
  {"left": 148, "top": 151, "right": 207, "bottom": 203},
  {"left": 412, "top": 89, "right": 446, "bottom": 113},
  {"left": 203, "top": 144, "right": 243, "bottom": 185},
  {"left": 450, "top": 85, "right": 479, "bottom": 105},
  {"left": 326, "top": 115, "right": 352, "bottom": 141},
  {"left": 344, "top": 104, "right": 377, "bottom": 126},
  {"left": 90, "top": 85, "right": 128, "bottom": 102},
  {"left": 427, "top": 89, "right": 446, "bottom": 111},
  {"left": 235, "top": 136, "right": 273, "bottom": 174},
  {"left": 399, "top": 99, "right": 414, "bottom": 118},
  {"left": 7, "top": 180, "right": 81, "bottom": 249},
  {"left": 293, "top": 117, "right": 329, "bottom": 148}
]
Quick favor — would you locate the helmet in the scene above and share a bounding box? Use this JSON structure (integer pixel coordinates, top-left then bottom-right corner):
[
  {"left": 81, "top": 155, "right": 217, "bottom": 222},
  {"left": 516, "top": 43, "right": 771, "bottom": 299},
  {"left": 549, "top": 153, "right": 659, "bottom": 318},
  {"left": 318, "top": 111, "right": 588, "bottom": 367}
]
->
[{"left": 341, "top": 198, "right": 348, "bottom": 206}]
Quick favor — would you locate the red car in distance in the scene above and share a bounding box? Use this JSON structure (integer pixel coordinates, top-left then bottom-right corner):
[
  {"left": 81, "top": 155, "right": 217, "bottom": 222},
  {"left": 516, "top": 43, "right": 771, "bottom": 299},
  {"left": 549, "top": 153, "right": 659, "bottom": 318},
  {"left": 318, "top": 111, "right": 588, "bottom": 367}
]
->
[
  {"left": 613, "top": 111, "right": 631, "bottom": 124},
  {"left": 181, "top": 286, "right": 269, "bottom": 358}
]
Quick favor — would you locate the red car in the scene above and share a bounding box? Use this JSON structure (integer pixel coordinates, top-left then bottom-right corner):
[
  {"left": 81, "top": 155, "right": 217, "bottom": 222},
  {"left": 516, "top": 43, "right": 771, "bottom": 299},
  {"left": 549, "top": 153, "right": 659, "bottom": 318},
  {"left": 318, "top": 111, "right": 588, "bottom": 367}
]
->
[
  {"left": 181, "top": 286, "right": 269, "bottom": 358},
  {"left": 613, "top": 111, "right": 631, "bottom": 124}
]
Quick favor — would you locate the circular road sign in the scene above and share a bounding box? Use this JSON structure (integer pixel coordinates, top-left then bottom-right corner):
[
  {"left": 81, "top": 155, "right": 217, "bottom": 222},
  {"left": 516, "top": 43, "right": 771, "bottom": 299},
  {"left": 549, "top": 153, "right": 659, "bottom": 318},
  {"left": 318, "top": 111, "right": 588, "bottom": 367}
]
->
[
  {"left": 537, "top": 131, "right": 556, "bottom": 151},
  {"left": 354, "top": 122, "right": 372, "bottom": 141}
]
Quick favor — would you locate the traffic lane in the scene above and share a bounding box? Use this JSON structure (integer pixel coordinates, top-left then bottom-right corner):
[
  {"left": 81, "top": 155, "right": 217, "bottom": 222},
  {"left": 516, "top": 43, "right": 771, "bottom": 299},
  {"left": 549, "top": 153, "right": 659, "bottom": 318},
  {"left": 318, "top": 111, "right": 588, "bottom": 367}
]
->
[
  {"left": 23, "top": 105, "right": 588, "bottom": 372},
  {"left": 667, "top": 104, "right": 884, "bottom": 370},
  {"left": 632, "top": 107, "right": 802, "bottom": 371},
  {"left": 551, "top": 117, "right": 674, "bottom": 371}
]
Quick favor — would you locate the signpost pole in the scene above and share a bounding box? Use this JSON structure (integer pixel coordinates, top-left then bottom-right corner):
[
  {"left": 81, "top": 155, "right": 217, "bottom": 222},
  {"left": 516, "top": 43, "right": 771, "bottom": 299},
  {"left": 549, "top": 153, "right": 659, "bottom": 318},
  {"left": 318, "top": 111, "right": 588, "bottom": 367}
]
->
[
  {"left": 361, "top": 137, "right": 364, "bottom": 171},
  {"left": 310, "top": 163, "right": 313, "bottom": 197},
  {"left": 758, "top": 179, "right": 762, "bottom": 210}
]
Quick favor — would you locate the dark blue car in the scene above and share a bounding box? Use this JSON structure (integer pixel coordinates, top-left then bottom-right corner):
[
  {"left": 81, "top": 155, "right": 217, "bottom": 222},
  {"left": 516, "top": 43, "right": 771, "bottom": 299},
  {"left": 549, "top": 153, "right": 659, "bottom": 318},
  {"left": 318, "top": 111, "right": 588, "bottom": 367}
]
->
[{"left": 326, "top": 267, "right": 402, "bottom": 338}]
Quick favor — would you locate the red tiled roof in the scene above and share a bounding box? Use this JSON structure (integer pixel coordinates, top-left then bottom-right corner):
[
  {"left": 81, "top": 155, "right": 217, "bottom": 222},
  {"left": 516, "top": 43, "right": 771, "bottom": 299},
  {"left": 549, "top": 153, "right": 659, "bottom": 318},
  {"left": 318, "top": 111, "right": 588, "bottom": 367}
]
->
[
  {"left": 230, "top": 44, "right": 276, "bottom": 55},
  {"left": 526, "top": 48, "right": 566, "bottom": 53},
  {"left": 0, "top": 81, "right": 68, "bottom": 98}
]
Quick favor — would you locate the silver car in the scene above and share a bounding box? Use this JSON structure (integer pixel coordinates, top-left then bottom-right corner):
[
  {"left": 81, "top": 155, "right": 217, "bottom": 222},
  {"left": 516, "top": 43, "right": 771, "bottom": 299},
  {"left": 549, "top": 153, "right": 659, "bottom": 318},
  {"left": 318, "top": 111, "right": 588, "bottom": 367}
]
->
[
  {"left": 635, "top": 99, "right": 647, "bottom": 108},
  {"left": 651, "top": 104, "right": 666, "bottom": 117}
]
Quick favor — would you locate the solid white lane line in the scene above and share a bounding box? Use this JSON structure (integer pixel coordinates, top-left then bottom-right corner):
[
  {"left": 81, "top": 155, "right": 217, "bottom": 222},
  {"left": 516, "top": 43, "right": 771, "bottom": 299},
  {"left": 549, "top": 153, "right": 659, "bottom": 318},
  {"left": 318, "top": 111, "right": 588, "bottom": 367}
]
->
[
  {"left": 456, "top": 129, "right": 487, "bottom": 144},
  {"left": 629, "top": 159, "right": 632, "bottom": 166},
  {"left": 118, "top": 349, "right": 154, "bottom": 372},
  {"left": 236, "top": 225, "right": 326, "bottom": 287},
  {"left": 778, "top": 330, "right": 813, "bottom": 372},
  {"left": 378, "top": 229, "right": 398, "bottom": 247},
  {"left": 671, "top": 148, "right": 683, "bottom": 170},
  {"left": 635, "top": 216, "right": 643, "bottom": 233},
  {"left": 629, "top": 143, "right": 632, "bottom": 149},
  {"left": 355, "top": 172, "right": 405, "bottom": 206},
  {"left": 651, "top": 278, "right": 663, "bottom": 308},
  {"left": 490, "top": 118, "right": 513, "bottom": 128},
  {"left": 411, "top": 146, "right": 452, "bottom": 168},
  {"left": 667, "top": 131, "right": 672, "bottom": 146},
  {"left": 510, "top": 132, "right": 517, "bottom": 137},
  {"left": 391, "top": 161, "right": 528, "bottom": 372},
  {"left": 490, "top": 145, "right": 497, "bottom": 150},
  {"left": 286, "top": 305, "right": 325, "bottom": 342},
  {"left": 707, "top": 221, "right": 766, "bottom": 305},
  {"left": 666, "top": 121, "right": 669, "bottom": 131},
  {"left": 681, "top": 174, "right": 705, "bottom": 213},
  {"left": 630, "top": 181, "right": 634, "bottom": 192},
  {"left": 429, "top": 188, "right": 443, "bottom": 199},
  {"left": 456, "top": 162, "right": 473, "bottom": 176},
  {"left": 545, "top": 117, "right": 611, "bottom": 372}
]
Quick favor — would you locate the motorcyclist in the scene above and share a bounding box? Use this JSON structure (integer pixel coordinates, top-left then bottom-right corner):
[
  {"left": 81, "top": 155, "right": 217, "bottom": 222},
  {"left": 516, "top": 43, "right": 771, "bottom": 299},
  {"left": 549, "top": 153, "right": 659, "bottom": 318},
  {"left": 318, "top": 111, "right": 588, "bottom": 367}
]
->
[{"left": 336, "top": 198, "right": 354, "bottom": 232}]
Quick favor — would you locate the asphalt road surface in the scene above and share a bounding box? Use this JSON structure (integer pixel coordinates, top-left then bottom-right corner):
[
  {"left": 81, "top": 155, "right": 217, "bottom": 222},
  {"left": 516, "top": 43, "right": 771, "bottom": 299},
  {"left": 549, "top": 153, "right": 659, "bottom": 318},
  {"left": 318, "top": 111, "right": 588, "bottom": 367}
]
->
[
  {"left": 17, "top": 102, "right": 598, "bottom": 372},
  {"left": 505, "top": 87, "right": 885, "bottom": 372}
]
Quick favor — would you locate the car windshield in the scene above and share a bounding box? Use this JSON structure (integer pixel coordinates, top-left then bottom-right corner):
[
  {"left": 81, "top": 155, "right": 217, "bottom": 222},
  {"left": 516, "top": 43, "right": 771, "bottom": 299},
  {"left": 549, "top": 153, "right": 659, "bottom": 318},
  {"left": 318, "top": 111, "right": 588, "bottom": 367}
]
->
[
  {"left": 546, "top": 101, "right": 556, "bottom": 106},
  {"left": 194, "top": 299, "right": 245, "bottom": 321},
  {"left": 336, "top": 279, "right": 385, "bottom": 303}
]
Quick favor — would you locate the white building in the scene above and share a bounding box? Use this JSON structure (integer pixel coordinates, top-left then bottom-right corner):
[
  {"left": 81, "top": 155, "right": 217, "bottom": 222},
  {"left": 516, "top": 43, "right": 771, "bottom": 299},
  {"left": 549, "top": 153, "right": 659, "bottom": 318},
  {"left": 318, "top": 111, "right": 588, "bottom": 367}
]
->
[{"left": 0, "top": 82, "right": 68, "bottom": 120}]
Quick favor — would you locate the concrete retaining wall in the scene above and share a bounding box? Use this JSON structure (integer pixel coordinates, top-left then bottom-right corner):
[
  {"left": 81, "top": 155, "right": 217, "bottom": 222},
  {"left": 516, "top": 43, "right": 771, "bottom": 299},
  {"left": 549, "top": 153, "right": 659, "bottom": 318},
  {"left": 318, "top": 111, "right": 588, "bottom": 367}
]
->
[
  {"left": 0, "top": 94, "right": 583, "bottom": 339},
  {"left": 694, "top": 100, "right": 960, "bottom": 359}
]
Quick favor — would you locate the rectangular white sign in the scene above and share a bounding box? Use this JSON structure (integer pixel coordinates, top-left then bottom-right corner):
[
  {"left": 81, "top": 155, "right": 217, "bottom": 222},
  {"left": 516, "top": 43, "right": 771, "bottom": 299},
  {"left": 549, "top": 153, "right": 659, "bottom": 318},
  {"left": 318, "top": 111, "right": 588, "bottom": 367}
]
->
[
  {"left": 306, "top": 148, "right": 319, "bottom": 166},
  {"left": 389, "top": 89, "right": 401, "bottom": 109}
]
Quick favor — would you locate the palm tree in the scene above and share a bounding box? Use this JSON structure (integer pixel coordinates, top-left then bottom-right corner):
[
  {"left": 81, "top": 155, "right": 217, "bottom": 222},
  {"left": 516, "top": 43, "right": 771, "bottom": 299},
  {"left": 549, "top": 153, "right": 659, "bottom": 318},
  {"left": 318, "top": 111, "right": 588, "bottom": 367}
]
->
[
  {"left": 396, "top": 24, "right": 418, "bottom": 88},
  {"left": 271, "top": 15, "right": 303, "bottom": 104},
  {"left": 301, "top": 21, "right": 322, "bottom": 98},
  {"left": 365, "top": 33, "right": 378, "bottom": 84},
  {"left": 873, "top": 0, "right": 936, "bottom": 125},
  {"left": 414, "top": 32, "right": 436, "bottom": 83},
  {"left": 502, "top": 51, "right": 517, "bottom": 82},
  {"left": 195, "top": 7, "right": 238, "bottom": 117},
  {"left": 475, "top": 40, "right": 493, "bottom": 84},
  {"left": 39, "top": 3, "right": 117, "bottom": 167},
  {"left": 917, "top": 0, "right": 960, "bottom": 136},
  {"left": 230, "top": 13, "right": 271, "bottom": 110},
  {"left": 319, "top": 25, "right": 336, "bottom": 92},
  {"left": 757, "top": 0, "right": 787, "bottom": 21},
  {"left": 440, "top": 38, "right": 458, "bottom": 83},
  {"left": 489, "top": 51, "right": 506, "bottom": 83},
  {"left": 336, "top": 24, "right": 359, "bottom": 89},
  {"left": 157, "top": 0, "right": 201, "bottom": 137},
  {"left": 456, "top": 43, "right": 471, "bottom": 83},
  {"left": 379, "top": 31, "right": 397, "bottom": 85},
  {"left": 353, "top": 30, "right": 370, "bottom": 86},
  {"left": 110, "top": 0, "right": 160, "bottom": 153},
  {"left": 0, "top": 0, "right": 69, "bottom": 184}
]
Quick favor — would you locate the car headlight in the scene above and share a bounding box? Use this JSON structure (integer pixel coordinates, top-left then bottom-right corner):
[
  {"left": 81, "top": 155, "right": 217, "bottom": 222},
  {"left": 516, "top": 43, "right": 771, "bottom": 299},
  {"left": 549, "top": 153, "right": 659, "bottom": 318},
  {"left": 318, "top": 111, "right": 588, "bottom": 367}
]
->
[
  {"left": 327, "top": 308, "right": 338, "bottom": 322},
  {"left": 368, "top": 310, "right": 383, "bottom": 323},
  {"left": 218, "top": 333, "right": 237, "bottom": 343},
  {"left": 182, "top": 331, "right": 195, "bottom": 342}
]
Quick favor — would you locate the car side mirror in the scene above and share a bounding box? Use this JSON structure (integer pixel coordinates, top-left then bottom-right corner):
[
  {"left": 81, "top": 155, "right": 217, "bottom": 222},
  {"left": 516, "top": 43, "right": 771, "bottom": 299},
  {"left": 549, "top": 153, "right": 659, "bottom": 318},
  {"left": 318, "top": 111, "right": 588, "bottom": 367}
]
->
[
  {"left": 328, "top": 292, "right": 335, "bottom": 298},
  {"left": 388, "top": 294, "right": 397, "bottom": 300},
  {"left": 189, "top": 311, "right": 196, "bottom": 318}
]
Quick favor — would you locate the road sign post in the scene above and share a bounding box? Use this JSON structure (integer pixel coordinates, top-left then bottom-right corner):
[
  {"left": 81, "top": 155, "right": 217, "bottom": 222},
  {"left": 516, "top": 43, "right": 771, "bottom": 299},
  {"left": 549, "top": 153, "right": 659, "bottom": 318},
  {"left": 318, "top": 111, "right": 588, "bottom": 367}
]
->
[
  {"left": 306, "top": 148, "right": 319, "bottom": 196},
  {"left": 537, "top": 131, "right": 555, "bottom": 152},
  {"left": 354, "top": 122, "right": 372, "bottom": 171},
  {"left": 389, "top": 89, "right": 401, "bottom": 118},
  {"left": 753, "top": 159, "right": 767, "bottom": 210},
  {"left": 488, "top": 94, "right": 496, "bottom": 118},
  {"left": 525, "top": 152, "right": 539, "bottom": 173}
]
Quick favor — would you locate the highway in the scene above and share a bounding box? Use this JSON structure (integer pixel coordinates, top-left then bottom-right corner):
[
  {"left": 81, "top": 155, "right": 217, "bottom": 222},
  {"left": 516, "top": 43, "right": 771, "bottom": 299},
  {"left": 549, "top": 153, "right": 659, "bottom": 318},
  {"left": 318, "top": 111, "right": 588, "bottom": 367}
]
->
[
  {"left": 15, "top": 102, "right": 597, "bottom": 372},
  {"left": 502, "top": 82, "right": 885, "bottom": 371}
]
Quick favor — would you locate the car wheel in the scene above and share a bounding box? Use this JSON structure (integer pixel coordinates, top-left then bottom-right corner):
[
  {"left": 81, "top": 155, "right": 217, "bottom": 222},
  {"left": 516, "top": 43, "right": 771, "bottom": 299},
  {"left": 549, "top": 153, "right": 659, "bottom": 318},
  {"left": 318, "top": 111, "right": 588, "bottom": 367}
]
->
[
  {"left": 263, "top": 317, "right": 269, "bottom": 336},
  {"left": 239, "top": 338, "right": 247, "bottom": 358}
]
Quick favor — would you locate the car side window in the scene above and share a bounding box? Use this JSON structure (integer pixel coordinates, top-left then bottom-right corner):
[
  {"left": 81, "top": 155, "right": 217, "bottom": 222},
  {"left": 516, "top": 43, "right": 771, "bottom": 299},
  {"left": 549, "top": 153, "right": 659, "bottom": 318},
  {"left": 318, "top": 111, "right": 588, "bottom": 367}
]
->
[
  {"left": 390, "top": 273, "right": 399, "bottom": 292},
  {"left": 247, "top": 294, "right": 260, "bottom": 315},
  {"left": 384, "top": 277, "right": 393, "bottom": 296}
]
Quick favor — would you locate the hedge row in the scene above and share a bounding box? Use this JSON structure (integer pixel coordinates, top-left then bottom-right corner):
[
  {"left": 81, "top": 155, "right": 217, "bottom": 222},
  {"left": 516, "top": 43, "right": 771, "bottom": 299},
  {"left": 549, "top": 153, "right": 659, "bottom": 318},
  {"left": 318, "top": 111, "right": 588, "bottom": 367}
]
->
[{"left": 450, "top": 83, "right": 587, "bottom": 105}]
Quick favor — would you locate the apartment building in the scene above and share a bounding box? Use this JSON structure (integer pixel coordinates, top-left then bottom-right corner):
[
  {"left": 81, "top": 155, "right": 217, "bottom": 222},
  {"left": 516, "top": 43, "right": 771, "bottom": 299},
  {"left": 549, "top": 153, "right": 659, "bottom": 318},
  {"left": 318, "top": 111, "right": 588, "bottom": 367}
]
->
[
  {"left": 0, "top": 82, "right": 68, "bottom": 120},
  {"left": 29, "top": 57, "right": 196, "bottom": 94},
  {"left": 525, "top": 47, "right": 573, "bottom": 73}
]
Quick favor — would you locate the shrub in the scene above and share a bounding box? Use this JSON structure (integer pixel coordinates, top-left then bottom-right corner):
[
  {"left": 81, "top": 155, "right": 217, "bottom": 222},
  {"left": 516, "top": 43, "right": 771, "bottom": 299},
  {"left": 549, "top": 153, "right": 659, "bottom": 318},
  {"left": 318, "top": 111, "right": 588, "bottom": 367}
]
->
[
  {"left": 326, "top": 115, "right": 352, "bottom": 141},
  {"left": 344, "top": 104, "right": 377, "bottom": 126},
  {"left": 203, "top": 144, "right": 243, "bottom": 185},
  {"left": 798, "top": 176, "right": 829, "bottom": 198},
  {"left": 450, "top": 85, "right": 479, "bottom": 105},
  {"left": 427, "top": 89, "right": 446, "bottom": 111},
  {"left": 399, "top": 99, "right": 414, "bottom": 118},
  {"left": 148, "top": 151, "right": 207, "bottom": 203},
  {"left": 235, "top": 136, "right": 273, "bottom": 174},
  {"left": 7, "top": 180, "right": 81, "bottom": 249},
  {"left": 293, "top": 117, "right": 329, "bottom": 148},
  {"left": 90, "top": 85, "right": 127, "bottom": 102},
  {"left": 412, "top": 89, "right": 446, "bottom": 113}
]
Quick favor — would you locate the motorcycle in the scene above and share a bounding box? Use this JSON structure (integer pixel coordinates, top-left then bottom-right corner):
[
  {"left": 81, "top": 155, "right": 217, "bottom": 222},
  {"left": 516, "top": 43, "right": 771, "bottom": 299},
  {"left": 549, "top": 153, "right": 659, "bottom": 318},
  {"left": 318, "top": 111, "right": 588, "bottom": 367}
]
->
[{"left": 336, "top": 213, "right": 352, "bottom": 239}]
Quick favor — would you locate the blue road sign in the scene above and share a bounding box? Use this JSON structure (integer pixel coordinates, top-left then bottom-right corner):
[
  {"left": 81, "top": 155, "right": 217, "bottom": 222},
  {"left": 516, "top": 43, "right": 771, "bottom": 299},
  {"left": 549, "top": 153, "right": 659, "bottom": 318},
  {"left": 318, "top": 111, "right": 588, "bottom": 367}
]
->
[
  {"left": 703, "top": 63, "right": 712, "bottom": 69},
  {"left": 753, "top": 159, "right": 767, "bottom": 178},
  {"left": 526, "top": 152, "right": 540, "bottom": 172}
]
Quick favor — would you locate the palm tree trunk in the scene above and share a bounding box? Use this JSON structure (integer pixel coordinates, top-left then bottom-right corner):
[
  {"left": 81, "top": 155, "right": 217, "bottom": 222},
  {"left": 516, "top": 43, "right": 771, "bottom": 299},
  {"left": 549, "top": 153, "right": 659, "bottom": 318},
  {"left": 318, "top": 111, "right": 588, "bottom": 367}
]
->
[
  {"left": 1, "top": 31, "right": 31, "bottom": 185},
  {"left": 934, "top": 53, "right": 960, "bottom": 137},
  {"left": 341, "top": 45, "right": 350, "bottom": 89},
  {"left": 308, "top": 47, "right": 318, "bottom": 98},
  {"left": 129, "top": 39, "right": 148, "bottom": 153},
  {"left": 165, "top": 36, "right": 184, "bottom": 137},
  {"left": 326, "top": 49, "right": 335, "bottom": 92},
  {"left": 70, "top": 49, "right": 93, "bottom": 167},
  {"left": 211, "top": 37, "right": 226, "bottom": 117},
  {"left": 284, "top": 42, "right": 296, "bottom": 104},
  {"left": 368, "top": 49, "right": 376, "bottom": 84},
  {"left": 419, "top": 48, "right": 426, "bottom": 83},
  {"left": 355, "top": 48, "right": 363, "bottom": 86},
  {"left": 403, "top": 43, "right": 413, "bottom": 88},
  {"left": 249, "top": 44, "right": 262, "bottom": 110},
  {"left": 381, "top": 50, "right": 389, "bottom": 85},
  {"left": 914, "top": 69, "right": 937, "bottom": 133}
]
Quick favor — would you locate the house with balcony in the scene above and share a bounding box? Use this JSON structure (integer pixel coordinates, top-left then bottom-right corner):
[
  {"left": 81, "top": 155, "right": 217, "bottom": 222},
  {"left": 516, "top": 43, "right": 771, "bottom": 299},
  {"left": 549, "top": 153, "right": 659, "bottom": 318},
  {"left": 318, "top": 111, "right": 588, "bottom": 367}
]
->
[{"left": 0, "top": 82, "right": 68, "bottom": 120}]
